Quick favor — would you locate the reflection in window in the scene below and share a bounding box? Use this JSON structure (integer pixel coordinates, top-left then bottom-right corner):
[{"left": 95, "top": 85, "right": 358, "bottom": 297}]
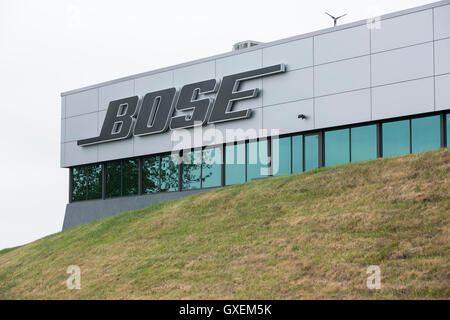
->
[
  {"left": 351, "top": 125, "right": 377, "bottom": 162},
  {"left": 382, "top": 120, "right": 410, "bottom": 157},
  {"left": 411, "top": 115, "right": 441, "bottom": 153},
  {"left": 247, "top": 140, "right": 269, "bottom": 181},
  {"left": 225, "top": 143, "right": 246, "bottom": 186},
  {"left": 123, "top": 159, "right": 139, "bottom": 196},
  {"left": 161, "top": 154, "right": 180, "bottom": 192},
  {"left": 272, "top": 137, "right": 291, "bottom": 176},
  {"left": 292, "top": 135, "right": 303, "bottom": 173},
  {"left": 202, "top": 147, "right": 222, "bottom": 188},
  {"left": 325, "top": 129, "right": 350, "bottom": 167},
  {"left": 87, "top": 164, "right": 102, "bottom": 200},
  {"left": 142, "top": 156, "right": 160, "bottom": 194},
  {"left": 106, "top": 161, "right": 121, "bottom": 198},
  {"left": 182, "top": 150, "right": 201, "bottom": 190},
  {"left": 72, "top": 166, "right": 87, "bottom": 202}
]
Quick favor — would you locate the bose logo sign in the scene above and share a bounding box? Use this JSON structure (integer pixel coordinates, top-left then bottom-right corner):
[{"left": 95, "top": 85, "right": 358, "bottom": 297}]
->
[{"left": 78, "top": 64, "right": 285, "bottom": 146}]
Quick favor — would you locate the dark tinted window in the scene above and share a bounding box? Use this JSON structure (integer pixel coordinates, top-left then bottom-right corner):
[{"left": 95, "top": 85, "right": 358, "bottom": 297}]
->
[
  {"left": 142, "top": 156, "right": 160, "bottom": 194},
  {"left": 182, "top": 150, "right": 201, "bottom": 190},
  {"left": 72, "top": 166, "right": 87, "bottom": 202},
  {"left": 87, "top": 164, "right": 102, "bottom": 200},
  {"left": 106, "top": 161, "right": 121, "bottom": 198},
  {"left": 123, "top": 159, "right": 139, "bottom": 196},
  {"left": 161, "top": 154, "right": 180, "bottom": 192}
]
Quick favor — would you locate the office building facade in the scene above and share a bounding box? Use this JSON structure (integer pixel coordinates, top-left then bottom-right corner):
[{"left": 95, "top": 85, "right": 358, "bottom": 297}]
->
[{"left": 61, "top": 1, "right": 450, "bottom": 229}]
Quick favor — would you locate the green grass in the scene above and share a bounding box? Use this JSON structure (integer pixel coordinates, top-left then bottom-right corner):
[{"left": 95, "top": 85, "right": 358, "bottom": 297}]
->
[
  {"left": 0, "top": 246, "right": 19, "bottom": 256},
  {"left": 0, "top": 149, "right": 449, "bottom": 299}
]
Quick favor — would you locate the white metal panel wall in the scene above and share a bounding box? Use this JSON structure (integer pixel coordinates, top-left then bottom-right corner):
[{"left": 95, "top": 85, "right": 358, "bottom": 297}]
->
[
  {"left": 261, "top": 38, "right": 313, "bottom": 136},
  {"left": 64, "top": 141, "right": 98, "bottom": 167},
  {"left": 314, "top": 56, "right": 370, "bottom": 96},
  {"left": 98, "top": 80, "right": 134, "bottom": 111},
  {"left": 262, "top": 100, "right": 314, "bottom": 135},
  {"left": 61, "top": 96, "right": 66, "bottom": 119},
  {"left": 314, "top": 25, "right": 370, "bottom": 64},
  {"left": 65, "top": 88, "right": 98, "bottom": 117},
  {"left": 371, "top": 10, "right": 433, "bottom": 53},
  {"left": 315, "top": 89, "right": 371, "bottom": 128},
  {"left": 434, "top": 4, "right": 450, "bottom": 40},
  {"left": 435, "top": 38, "right": 450, "bottom": 75},
  {"left": 435, "top": 74, "right": 450, "bottom": 111},
  {"left": 372, "top": 78, "right": 435, "bottom": 119},
  {"left": 61, "top": 1, "right": 450, "bottom": 168},
  {"left": 262, "top": 68, "right": 313, "bottom": 106},
  {"left": 62, "top": 88, "right": 99, "bottom": 167},
  {"left": 262, "top": 38, "right": 313, "bottom": 70},
  {"left": 65, "top": 113, "right": 98, "bottom": 142},
  {"left": 371, "top": 43, "right": 434, "bottom": 86}
]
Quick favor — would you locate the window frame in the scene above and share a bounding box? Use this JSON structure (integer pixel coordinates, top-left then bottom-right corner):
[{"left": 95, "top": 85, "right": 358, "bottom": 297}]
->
[{"left": 69, "top": 110, "right": 449, "bottom": 202}]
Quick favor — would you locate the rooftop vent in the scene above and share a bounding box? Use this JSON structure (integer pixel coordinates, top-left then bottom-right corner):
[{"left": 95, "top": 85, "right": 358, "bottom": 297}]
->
[{"left": 232, "top": 40, "right": 262, "bottom": 51}]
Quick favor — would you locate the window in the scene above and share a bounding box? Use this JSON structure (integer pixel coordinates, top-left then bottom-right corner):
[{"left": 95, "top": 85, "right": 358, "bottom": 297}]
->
[
  {"left": 447, "top": 114, "right": 450, "bottom": 148},
  {"left": 272, "top": 137, "right": 291, "bottom": 176},
  {"left": 382, "top": 120, "right": 410, "bottom": 157},
  {"left": 122, "top": 159, "right": 139, "bottom": 196},
  {"left": 160, "top": 154, "right": 180, "bottom": 192},
  {"left": 292, "top": 135, "right": 303, "bottom": 173},
  {"left": 182, "top": 150, "right": 201, "bottom": 190},
  {"left": 87, "top": 164, "right": 102, "bottom": 200},
  {"left": 202, "top": 147, "right": 222, "bottom": 188},
  {"left": 72, "top": 112, "right": 449, "bottom": 201},
  {"left": 106, "top": 161, "right": 121, "bottom": 198},
  {"left": 225, "top": 143, "right": 246, "bottom": 186},
  {"left": 325, "top": 129, "right": 349, "bottom": 167},
  {"left": 411, "top": 115, "right": 441, "bottom": 153},
  {"left": 351, "top": 125, "right": 377, "bottom": 162},
  {"left": 304, "top": 134, "right": 319, "bottom": 171},
  {"left": 247, "top": 140, "right": 269, "bottom": 181},
  {"left": 72, "top": 166, "right": 87, "bottom": 202},
  {"left": 142, "top": 156, "right": 160, "bottom": 194}
]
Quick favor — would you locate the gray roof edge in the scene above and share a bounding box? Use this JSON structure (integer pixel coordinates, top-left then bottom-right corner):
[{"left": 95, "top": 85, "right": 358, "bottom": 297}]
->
[{"left": 61, "top": 0, "right": 449, "bottom": 97}]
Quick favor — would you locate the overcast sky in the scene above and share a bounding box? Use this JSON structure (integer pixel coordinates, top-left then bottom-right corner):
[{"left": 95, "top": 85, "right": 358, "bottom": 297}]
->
[{"left": 0, "top": 0, "right": 435, "bottom": 250}]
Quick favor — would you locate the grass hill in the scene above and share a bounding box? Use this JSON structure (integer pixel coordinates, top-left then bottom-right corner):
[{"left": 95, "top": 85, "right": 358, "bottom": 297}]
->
[{"left": 0, "top": 149, "right": 449, "bottom": 299}]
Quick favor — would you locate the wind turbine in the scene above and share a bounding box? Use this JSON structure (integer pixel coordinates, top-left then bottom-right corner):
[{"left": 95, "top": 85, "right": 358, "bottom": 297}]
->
[{"left": 325, "top": 12, "right": 347, "bottom": 26}]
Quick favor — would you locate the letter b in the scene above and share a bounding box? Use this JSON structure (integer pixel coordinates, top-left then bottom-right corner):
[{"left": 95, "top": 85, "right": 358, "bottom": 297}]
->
[{"left": 78, "top": 96, "right": 139, "bottom": 146}]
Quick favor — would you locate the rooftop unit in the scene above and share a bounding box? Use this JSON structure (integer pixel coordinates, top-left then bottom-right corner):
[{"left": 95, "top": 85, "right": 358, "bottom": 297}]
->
[{"left": 232, "top": 40, "right": 262, "bottom": 51}]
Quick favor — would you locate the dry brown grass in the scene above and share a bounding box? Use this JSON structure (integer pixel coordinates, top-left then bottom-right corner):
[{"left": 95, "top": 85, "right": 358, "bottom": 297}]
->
[{"left": 0, "top": 148, "right": 449, "bottom": 299}]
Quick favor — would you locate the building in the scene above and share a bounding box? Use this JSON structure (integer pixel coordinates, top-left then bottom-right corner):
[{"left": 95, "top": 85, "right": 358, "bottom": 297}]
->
[{"left": 60, "top": 0, "right": 450, "bottom": 230}]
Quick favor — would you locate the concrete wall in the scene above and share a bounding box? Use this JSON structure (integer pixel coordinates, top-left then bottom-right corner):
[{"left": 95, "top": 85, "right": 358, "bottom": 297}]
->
[
  {"left": 61, "top": 1, "right": 450, "bottom": 168},
  {"left": 62, "top": 188, "right": 213, "bottom": 230}
]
